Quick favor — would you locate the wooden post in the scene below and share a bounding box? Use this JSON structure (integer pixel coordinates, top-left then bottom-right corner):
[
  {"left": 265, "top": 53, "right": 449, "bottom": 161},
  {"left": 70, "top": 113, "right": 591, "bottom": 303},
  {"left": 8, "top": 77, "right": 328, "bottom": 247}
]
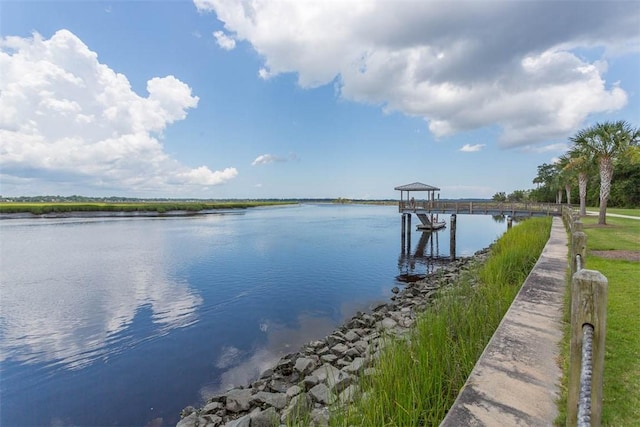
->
[
  {"left": 449, "top": 214, "right": 457, "bottom": 261},
  {"left": 567, "top": 269, "right": 608, "bottom": 427},
  {"left": 401, "top": 214, "right": 406, "bottom": 253},
  {"left": 572, "top": 230, "right": 587, "bottom": 277},
  {"left": 406, "top": 214, "right": 412, "bottom": 250}
]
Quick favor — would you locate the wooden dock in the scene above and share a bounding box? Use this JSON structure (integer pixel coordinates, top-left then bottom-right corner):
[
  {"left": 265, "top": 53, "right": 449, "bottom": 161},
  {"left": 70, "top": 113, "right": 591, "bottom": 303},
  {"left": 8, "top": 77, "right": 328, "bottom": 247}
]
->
[{"left": 399, "top": 200, "right": 562, "bottom": 217}]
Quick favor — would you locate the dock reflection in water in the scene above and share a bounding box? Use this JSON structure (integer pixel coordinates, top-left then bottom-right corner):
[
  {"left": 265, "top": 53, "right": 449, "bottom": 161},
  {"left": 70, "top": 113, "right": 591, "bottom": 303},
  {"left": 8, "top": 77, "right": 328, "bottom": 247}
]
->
[{"left": 397, "top": 229, "right": 450, "bottom": 283}]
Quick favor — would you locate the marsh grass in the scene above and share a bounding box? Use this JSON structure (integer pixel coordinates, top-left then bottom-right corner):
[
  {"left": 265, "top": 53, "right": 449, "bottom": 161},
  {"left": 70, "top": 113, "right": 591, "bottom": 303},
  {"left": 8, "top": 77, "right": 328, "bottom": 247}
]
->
[
  {"left": 0, "top": 201, "right": 295, "bottom": 215},
  {"left": 331, "top": 217, "right": 551, "bottom": 426}
]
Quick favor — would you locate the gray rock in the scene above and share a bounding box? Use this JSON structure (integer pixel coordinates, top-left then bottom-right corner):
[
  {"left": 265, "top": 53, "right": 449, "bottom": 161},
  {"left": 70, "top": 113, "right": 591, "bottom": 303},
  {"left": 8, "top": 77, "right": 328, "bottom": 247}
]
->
[
  {"left": 294, "top": 357, "right": 316, "bottom": 374},
  {"left": 181, "top": 406, "right": 197, "bottom": 417},
  {"left": 336, "top": 359, "right": 352, "bottom": 367},
  {"left": 308, "top": 383, "right": 334, "bottom": 405},
  {"left": 326, "top": 370, "right": 351, "bottom": 393},
  {"left": 338, "top": 384, "right": 358, "bottom": 404},
  {"left": 259, "top": 368, "right": 273, "bottom": 379},
  {"left": 223, "top": 414, "right": 250, "bottom": 427},
  {"left": 307, "top": 340, "right": 325, "bottom": 348},
  {"left": 303, "top": 375, "right": 319, "bottom": 390},
  {"left": 380, "top": 317, "right": 398, "bottom": 330},
  {"left": 251, "top": 391, "right": 287, "bottom": 410},
  {"left": 268, "top": 379, "right": 290, "bottom": 393},
  {"left": 250, "top": 407, "right": 278, "bottom": 427},
  {"left": 330, "top": 343, "right": 349, "bottom": 356},
  {"left": 371, "top": 302, "right": 387, "bottom": 312},
  {"left": 316, "top": 346, "right": 330, "bottom": 355},
  {"left": 225, "top": 389, "right": 252, "bottom": 413},
  {"left": 310, "top": 407, "right": 330, "bottom": 427},
  {"left": 176, "top": 412, "right": 198, "bottom": 427},
  {"left": 391, "top": 286, "right": 400, "bottom": 294},
  {"left": 202, "top": 401, "right": 223, "bottom": 414},
  {"left": 344, "top": 347, "right": 361, "bottom": 358},
  {"left": 320, "top": 353, "right": 338, "bottom": 363},
  {"left": 275, "top": 357, "right": 294, "bottom": 374},
  {"left": 311, "top": 364, "right": 340, "bottom": 383},
  {"left": 200, "top": 414, "right": 223, "bottom": 427},
  {"left": 286, "top": 385, "right": 302, "bottom": 398},
  {"left": 343, "top": 330, "right": 360, "bottom": 342},
  {"left": 342, "top": 357, "right": 365, "bottom": 374},
  {"left": 353, "top": 340, "right": 368, "bottom": 354}
]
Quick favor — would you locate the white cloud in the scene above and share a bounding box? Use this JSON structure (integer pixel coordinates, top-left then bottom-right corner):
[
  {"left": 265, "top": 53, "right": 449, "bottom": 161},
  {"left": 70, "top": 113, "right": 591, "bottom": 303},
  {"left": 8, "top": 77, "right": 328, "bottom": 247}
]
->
[
  {"left": 251, "top": 153, "right": 285, "bottom": 166},
  {"left": 460, "top": 143, "right": 485, "bottom": 152},
  {"left": 195, "top": 0, "right": 637, "bottom": 147},
  {"left": 175, "top": 166, "right": 238, "bottom": 186},
  {"left": 213, "top": 30, "right": 236, "bottom": 50},
  {"left": 0, "top": 30, "right": 237, "bottom": 195}
]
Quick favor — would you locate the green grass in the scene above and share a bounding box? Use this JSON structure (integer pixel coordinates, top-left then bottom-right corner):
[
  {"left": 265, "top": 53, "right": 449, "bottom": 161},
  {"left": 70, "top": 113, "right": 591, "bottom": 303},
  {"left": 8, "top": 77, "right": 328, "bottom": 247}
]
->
[
  {"left": 580, "top": 216, "right": 640, "bottom": 252},
  {"left": 557, "top": 210, "right": 640, "bottom": 426},
  {"left": 0, "top": 201, "right": 296, "bottom": 214},
  {"left": 330, "top": 217, "right": 552, "bottom": 426},
  {"left": 586, "top": 207, "right": 640, "bottom": 217},
  {"left": 589, "top": 257, "right": 640, "bottom": 426}
]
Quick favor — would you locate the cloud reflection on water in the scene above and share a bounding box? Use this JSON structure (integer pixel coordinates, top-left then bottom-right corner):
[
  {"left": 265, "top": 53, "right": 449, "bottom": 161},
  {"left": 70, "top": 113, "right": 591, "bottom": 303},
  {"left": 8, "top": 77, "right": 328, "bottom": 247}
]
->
[{"left": 0, "top": 219, "right": 203, "bottom": 370}]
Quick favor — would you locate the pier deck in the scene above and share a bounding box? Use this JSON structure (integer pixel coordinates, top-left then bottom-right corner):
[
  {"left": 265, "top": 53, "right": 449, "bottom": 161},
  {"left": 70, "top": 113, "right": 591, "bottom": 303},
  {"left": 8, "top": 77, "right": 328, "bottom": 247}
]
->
[{"left": 400, "top": 200, "right": 562, "bottom": 217}]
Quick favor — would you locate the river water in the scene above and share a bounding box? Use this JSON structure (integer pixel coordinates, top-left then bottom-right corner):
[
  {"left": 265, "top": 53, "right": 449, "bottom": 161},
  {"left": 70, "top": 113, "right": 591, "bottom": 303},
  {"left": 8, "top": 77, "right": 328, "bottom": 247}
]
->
[{"left": 0, "top": 204, "right": 507, "bottom": 426}]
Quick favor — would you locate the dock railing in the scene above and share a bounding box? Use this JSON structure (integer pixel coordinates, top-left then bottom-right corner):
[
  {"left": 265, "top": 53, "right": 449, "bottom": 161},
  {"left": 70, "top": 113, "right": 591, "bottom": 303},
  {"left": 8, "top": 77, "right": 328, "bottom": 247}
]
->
[
  {"left": 562, "top": 207, "right": 608, "bottom": 427},
  {"left": 398, "top": 200, "right": 563, "bottom": 216}
]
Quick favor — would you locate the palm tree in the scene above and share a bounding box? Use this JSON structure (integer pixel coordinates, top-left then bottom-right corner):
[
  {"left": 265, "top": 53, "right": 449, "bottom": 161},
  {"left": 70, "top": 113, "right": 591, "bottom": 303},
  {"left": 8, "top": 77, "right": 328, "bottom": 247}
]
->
[
  {"left": 563, "top": 145, "right": 595, "bottom": 216},
  {"left": 557, "top": 154, "right": 576, "bottom": 206},
  {"left": 551, "top": 165, "right": 564, "bottom": 204},
  {"left": 570, "top": 120, "right": 640, "bottom": 224}
]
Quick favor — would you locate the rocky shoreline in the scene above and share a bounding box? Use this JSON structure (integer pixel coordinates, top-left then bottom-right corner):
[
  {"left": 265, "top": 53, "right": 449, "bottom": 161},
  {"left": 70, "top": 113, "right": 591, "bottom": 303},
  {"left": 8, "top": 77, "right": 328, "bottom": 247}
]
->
[{"left": 177, "top": 249, "right": 490, "bottom": 427}]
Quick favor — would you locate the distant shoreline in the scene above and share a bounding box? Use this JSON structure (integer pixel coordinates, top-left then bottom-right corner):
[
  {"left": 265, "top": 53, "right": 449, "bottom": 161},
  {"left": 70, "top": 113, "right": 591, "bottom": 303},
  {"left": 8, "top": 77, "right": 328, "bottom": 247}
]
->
[
  {"left": 0, "top": 209, "right": 246, "bottom": 220},
  {"left": 0, "top": 201, "right": 298, "bottom": 219}
]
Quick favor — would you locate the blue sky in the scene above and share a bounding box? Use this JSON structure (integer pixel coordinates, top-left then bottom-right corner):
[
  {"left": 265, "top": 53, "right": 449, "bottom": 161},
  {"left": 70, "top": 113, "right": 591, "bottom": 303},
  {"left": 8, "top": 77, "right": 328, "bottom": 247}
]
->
[{"left": 1, "top": 0, "right": 639, "bottom": 199}]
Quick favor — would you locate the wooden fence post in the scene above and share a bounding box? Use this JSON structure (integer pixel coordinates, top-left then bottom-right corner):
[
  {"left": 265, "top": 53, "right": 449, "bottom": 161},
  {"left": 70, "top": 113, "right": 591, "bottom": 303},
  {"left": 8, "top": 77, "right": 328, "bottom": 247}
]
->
[
  {"left": 567, "top": 269, "right": 608, "bottom": 427},
  {"left": 571, "top": 228, "right": 586, "bottom": 277}
]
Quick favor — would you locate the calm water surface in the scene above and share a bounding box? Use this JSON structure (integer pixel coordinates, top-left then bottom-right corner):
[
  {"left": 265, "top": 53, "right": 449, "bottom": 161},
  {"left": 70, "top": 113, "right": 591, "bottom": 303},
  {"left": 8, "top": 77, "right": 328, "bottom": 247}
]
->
[{"left": 0, "top": 204, "right": 507, "bottom": 426}]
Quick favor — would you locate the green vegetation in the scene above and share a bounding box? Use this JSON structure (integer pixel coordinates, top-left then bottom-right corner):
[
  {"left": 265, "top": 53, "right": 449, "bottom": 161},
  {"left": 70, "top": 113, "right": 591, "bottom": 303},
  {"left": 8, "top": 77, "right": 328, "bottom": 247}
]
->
[
  {"left": 582, "top": 216, "right": 640, "bottom": 252},
  {"left": 557, "top": 213, "right": 640, "bottom": 426},
  {"left": 330, "top": 217, "right": 551, "bottom": 426},
  {"left": 0, "top": 200, "right": 296, "bottom": 215},
  {"left": 528, "top": 121, "right": 640, "bottom": 214}
]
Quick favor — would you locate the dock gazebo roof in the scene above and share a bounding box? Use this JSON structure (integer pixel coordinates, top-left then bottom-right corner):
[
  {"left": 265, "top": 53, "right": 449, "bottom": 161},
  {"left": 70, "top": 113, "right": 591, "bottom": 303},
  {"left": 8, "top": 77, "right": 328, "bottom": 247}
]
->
[
  {"left": 394, "top": 182, "right": 440, "bottom": 192},
  {"left": 395, "top": 182, "right": 440, "bottom": 203}
]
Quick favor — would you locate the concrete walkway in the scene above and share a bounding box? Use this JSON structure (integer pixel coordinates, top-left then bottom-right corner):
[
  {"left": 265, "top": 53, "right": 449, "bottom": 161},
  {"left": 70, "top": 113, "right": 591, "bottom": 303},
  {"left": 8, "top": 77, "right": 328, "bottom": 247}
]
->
[{"left": 440, "top": 217, "right": 567, "bottom": 427}]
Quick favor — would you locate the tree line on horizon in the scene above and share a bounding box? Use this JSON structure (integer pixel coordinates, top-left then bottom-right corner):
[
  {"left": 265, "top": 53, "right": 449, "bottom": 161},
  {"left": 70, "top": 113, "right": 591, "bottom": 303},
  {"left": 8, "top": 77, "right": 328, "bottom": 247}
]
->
[{"left": 493, "top": 120, "right": 640, "bottom": 224}]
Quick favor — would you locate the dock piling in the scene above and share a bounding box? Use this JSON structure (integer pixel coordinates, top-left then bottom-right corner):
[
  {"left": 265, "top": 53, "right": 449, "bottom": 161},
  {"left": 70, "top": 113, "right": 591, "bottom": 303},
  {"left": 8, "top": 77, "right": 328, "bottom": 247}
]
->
[{"left": 450, "top": 214, "right": 457, "bottom": 260}]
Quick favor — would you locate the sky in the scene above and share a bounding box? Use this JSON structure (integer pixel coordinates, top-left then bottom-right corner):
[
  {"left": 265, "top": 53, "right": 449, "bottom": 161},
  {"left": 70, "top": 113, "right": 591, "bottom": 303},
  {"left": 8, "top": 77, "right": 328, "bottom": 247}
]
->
[{"left": 1, "top": 0, "right": 639, "bottom": 200}]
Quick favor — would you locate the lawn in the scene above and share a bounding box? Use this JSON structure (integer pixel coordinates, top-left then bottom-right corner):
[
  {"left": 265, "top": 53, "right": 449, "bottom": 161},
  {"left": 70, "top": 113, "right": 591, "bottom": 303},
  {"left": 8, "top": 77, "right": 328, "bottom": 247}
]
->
[
  {"left": 581, "top": 216, "right": 640, "bottom": 252},
  {"left": 586, "top": 207, "right": 640, "bottom": 218},
  {"left": 559, "top": 212, "right": 640, "bottom": 426}
]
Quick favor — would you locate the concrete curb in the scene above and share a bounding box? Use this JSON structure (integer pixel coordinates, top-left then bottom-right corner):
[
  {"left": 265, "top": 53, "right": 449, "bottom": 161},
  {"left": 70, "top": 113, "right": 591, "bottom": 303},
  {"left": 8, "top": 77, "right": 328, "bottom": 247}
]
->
[{"left": 440, "top": 216, "right": 567, "bottom": 427}]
